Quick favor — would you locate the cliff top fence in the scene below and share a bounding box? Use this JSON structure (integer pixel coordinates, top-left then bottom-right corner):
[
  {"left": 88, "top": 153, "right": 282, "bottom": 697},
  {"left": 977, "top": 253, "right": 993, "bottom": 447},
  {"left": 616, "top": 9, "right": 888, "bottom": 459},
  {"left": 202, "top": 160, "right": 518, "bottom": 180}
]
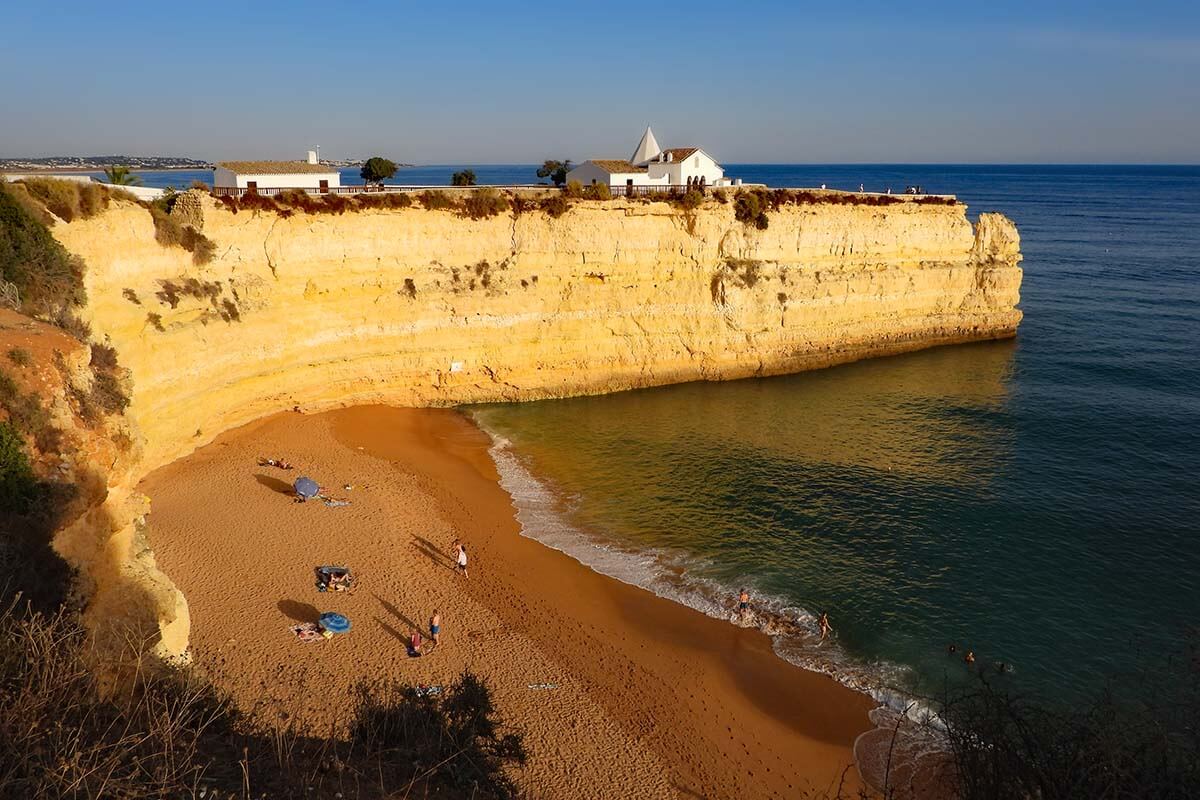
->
[{"left": 210, "top": 183, "right": 956, "bottom": 202}]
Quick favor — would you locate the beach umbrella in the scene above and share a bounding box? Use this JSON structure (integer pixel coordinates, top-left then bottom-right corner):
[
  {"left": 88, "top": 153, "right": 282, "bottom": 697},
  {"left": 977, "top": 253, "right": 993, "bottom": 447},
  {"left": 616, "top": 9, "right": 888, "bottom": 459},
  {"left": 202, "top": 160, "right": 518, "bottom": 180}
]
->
[
  {"left": 319, "top": 612, "right": 351, "bottom": 634},
  {"left": 294, "top": 476, "right": 319, "bottom": 498}
]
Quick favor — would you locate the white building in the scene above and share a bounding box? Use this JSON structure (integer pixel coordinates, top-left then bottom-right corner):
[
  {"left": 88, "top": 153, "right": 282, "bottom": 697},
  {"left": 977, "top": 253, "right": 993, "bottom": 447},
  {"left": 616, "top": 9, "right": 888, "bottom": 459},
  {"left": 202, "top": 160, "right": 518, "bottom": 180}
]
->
[
  {"left": 567, "top": 127, "right": 734, "bottom": 193},
  {"left": 212, "top": 151, "right": 340, "bottom": 194}
]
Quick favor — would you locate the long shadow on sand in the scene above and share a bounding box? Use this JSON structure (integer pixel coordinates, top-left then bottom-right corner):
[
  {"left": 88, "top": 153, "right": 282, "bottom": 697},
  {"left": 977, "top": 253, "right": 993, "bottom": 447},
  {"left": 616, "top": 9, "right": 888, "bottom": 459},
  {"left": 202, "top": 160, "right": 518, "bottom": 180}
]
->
[
  {"left": 373, "top": 592, "right": 424, "bottom": 633},
  {"left": 255, "top": 474, "right": 295, "bottom": 495},
  {"left": 411, "top": 535, "right": 453, "bottom": 570},
  {"left": 277, "top": 600, "right": 320, "bottom": 623}
]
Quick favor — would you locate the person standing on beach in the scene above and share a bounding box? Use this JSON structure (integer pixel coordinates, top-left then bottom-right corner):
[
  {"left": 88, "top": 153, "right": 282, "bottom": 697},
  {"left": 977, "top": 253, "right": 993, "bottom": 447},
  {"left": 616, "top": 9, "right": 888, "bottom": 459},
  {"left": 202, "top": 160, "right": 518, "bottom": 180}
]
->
[
  {"left": 430, "top": 610, "right": 441, "bottom": 646},
  {"left": 455, "top": 543, "right": 469, "bottom": 578}
]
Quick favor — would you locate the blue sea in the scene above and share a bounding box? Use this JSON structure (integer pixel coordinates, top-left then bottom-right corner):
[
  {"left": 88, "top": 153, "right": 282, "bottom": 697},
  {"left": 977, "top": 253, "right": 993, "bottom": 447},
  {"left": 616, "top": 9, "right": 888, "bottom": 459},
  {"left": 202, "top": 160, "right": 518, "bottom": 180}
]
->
[{"left": 125, "top": 163, "right": 1200, "bottom": 704}]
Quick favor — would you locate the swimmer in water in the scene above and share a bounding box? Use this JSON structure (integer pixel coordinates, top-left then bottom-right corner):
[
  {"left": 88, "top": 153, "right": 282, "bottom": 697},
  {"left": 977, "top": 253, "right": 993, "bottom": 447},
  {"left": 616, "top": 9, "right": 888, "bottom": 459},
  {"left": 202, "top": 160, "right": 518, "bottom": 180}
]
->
[
  {"left": 948, "top": 644, "right": 958, "bottom": 655},
  {"left": 819, "top": 612, "right": 833, "bottom": 641},
  {"left": 965, "top": 650, "right": 976, "bottom": 665}
]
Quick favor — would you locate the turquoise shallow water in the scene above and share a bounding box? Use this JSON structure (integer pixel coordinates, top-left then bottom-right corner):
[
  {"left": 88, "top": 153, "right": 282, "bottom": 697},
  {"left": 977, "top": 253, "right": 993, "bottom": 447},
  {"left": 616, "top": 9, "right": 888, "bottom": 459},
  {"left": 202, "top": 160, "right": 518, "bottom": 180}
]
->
[{"left": 467, "top": 165, "right": 1200, "bottom": 704}]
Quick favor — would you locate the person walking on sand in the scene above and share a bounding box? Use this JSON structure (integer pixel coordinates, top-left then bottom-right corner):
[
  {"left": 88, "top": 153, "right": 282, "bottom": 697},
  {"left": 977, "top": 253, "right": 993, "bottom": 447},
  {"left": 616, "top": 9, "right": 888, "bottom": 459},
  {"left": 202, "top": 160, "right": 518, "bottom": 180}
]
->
[
  {"left": 430, "top": 610, "right": 441, "bottom": 646},
  {"left": 818, "top": 612, "right": 833, "bottom": 641},
  {"left": 455, "top": 543, "right": 469, "bottom": 578}
]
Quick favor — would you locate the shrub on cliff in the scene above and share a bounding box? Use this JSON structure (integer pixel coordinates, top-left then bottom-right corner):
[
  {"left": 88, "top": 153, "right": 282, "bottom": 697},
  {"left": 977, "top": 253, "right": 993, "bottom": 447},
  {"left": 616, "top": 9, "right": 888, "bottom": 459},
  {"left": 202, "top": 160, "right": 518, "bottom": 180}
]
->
[
  {"left": 0, "top": 420, "right": 37, "bottom": 513},
  {"left": 583, "top": 182, "right": 611, "bottom": 201},
  {"left": 564, "top": 180, "right": 585, "bottom": 199},
  {"left": 451, "top": 169, "right": 477, "bottom": 187},
  {"left": 677, "top": 189, "right": 704, "bottom": 211},
  {"left": 349, "top": 672, "right": 526, "bottom": 799},
  {"left": 462, "top": 188, "right": 509, "bottom": 219},
  {"left": 0, "top": 601, "right": 527, "bottom": 798},
  {"left": 539, "top": 195, "right": 569, "bottom": 218},
  {"left": 734, "top": 190, "right": 770, "bottom": 230},
  {"left": 18, "top": 178, "right": 108, "bottom": 223},
  {"left": 0, "top": 183, "right": 88, "bottom": 320},
  {"left": 419, "top": 190, "right": 458, "bottom": 212},
  {"left": 147, "top": 205, "right": 216, "bottom": 266}
]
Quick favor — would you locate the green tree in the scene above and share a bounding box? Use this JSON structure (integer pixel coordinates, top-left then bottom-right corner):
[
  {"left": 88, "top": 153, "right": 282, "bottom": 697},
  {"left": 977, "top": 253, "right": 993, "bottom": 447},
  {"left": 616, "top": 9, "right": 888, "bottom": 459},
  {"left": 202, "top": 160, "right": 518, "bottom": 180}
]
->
[
  {"left": 451, "top": 169, "right": 477, "bottom": 187},
  {"left": 536, "top": 160, "right": 572, "bottom": 187},
  {"left": 102, "top": 166, "right": 141, "bottom": 186},
  {"left": 360, "top": 157, "right": 397, "bottom": 187}
]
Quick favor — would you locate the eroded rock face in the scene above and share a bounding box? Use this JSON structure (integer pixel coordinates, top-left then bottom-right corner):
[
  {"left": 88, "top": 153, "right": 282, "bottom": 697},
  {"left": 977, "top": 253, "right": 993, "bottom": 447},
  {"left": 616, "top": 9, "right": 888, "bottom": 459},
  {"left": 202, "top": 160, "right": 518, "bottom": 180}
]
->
[
  {"left": 45, "top": 196, "right": 1021, "bottom": 658},
  {"left": 56, "top": 196, "right": 1023, "bottom": 477}
]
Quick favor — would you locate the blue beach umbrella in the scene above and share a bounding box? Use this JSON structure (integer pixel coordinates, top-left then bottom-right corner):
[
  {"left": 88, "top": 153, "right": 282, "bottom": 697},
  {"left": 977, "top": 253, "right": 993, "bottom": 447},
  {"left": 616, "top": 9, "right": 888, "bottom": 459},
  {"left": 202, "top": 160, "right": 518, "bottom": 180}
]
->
[
  {"left": 319, "top": 612, "right": 351, "bottom": 634},
  {"left": 294, "top": 476, "right": 320, "bottom": 499}
]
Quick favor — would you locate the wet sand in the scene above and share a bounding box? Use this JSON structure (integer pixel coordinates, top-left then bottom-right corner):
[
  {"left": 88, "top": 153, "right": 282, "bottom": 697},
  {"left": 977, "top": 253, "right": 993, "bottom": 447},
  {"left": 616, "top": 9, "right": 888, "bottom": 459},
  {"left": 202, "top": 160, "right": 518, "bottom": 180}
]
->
[{"left": 141, "top": 405, "right": 875, "bottom": 799}]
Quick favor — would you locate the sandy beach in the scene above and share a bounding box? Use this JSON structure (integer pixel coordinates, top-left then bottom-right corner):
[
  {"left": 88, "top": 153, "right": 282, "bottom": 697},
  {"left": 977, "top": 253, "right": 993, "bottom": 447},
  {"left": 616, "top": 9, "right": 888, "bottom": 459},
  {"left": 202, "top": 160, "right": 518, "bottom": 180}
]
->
[{"left": 140, "top": 405, "right": 875, "bottom": 799}]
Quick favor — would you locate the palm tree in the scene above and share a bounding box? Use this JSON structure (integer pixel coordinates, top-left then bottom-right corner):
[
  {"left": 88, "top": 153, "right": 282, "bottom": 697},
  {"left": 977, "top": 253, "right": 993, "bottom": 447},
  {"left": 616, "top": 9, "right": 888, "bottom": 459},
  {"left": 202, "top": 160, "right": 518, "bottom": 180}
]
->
[{"left": 103, "top": 166, "right": 142, "bottom": 186}]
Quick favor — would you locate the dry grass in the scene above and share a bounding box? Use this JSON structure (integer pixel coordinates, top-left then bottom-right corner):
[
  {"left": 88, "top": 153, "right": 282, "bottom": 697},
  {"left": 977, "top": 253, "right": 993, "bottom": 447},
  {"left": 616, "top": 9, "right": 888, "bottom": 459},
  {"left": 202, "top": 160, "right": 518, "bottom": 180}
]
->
[{"left": 0, "top": 598, "right": 527, "bottom": 800}]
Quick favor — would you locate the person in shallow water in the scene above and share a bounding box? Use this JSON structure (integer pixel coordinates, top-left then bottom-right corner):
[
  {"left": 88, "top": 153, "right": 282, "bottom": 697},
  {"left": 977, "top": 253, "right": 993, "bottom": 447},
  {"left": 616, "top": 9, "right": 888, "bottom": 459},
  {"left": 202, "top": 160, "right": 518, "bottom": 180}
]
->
[
  {"left": 819, "top": 612, "right": 834, "bottom": 641},
  {"left": 737, "top": 589, "right": 750, "bottom": 619}
]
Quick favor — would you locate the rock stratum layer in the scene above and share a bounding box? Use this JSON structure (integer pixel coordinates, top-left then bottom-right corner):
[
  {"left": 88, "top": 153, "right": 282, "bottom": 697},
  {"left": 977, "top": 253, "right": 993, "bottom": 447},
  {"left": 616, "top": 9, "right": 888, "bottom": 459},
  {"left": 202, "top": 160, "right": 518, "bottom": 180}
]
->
[
  {"left": 42, "top": 193, "right": 1021, "bottom": 656},
  {"left": 59, "top": 195, "right": 1022, "bottom": 473}
]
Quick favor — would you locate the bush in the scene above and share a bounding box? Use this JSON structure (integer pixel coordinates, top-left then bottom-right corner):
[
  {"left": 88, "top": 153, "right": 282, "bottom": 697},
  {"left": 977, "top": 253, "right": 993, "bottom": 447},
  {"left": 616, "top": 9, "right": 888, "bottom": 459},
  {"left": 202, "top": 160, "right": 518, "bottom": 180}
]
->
[
  {"left": 583, "top": 183, "right": 611, "bottom": 201},
  {"left": 419, "top": 190, "right": 458, "bottom": 211},
  {"left": 0, "top": 183, "right": 88, "bottom": 319},
  {"left": 462, "top": 188, "right": 509, "bottom": 219},
  {"left": 539, "top": 195, "right": 569, "bottom": 218},
  {"left": 938, "top": 666, "right": 1200, "bottom": 800},
  {"left": 18, "top": 178, "right": 108, "bottom": 223},
  {"left": 7, "top": 348, "right": 31, "bottom": 367},
  {"left": 349, "top": 672, "right": 526, "bottom": 799},
  {"left": 355, "top": 192, "right": 414, "bottom": 210},
  {"left": 451, "top": 169, "right": 477, "bottom": 187},
  {"left": 678, "top": 189, "right": 704, "bottom": 211},
  {"left": 734, "top": 190, "right": 770, "bottom": 229},
  {"left": 0, "top": 420, "right": 37, "bottom": 513},
  {"left": 564, "top": 180, "right": 585, "bottom": 199},
  {"left": 148, "top": 205, "right": 217, "bottom": 265}
]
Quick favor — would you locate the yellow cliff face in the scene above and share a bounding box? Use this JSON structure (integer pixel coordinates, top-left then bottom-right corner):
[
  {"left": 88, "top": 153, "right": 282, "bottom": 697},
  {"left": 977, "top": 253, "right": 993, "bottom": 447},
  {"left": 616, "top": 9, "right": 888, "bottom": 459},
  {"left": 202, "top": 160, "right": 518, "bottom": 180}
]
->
[
  {"left": 55, "top": 194, "right": 1022, "bottom": 479},
  {"left": 39, "top": 193, "right": 1020, "bottom": 659}
]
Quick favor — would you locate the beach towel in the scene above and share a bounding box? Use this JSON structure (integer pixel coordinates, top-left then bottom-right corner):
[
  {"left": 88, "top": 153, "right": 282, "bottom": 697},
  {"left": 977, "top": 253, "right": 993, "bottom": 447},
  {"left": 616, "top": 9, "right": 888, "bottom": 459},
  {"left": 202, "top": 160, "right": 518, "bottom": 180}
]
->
[{"left": 291, "top": 623, "right": 328, "bottom": 643}]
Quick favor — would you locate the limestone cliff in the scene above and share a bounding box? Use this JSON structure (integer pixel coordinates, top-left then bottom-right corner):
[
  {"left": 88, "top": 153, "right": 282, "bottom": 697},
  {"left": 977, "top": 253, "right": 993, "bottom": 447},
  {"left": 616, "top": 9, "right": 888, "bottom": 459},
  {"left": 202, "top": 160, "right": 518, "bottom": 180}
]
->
[
  {"left": 55, "top": 194, "right": 1022, "bottom": 475},
  {"left": 39, "top": 193, "right": 1020, "bottom": 656}
]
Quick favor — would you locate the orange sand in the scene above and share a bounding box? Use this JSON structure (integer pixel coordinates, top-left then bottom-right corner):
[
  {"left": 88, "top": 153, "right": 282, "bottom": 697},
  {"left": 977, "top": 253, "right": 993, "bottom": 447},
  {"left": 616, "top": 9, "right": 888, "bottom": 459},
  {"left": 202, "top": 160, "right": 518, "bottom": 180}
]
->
[{"left": 140, "top": 406, "right": 876, "bottom": 799}]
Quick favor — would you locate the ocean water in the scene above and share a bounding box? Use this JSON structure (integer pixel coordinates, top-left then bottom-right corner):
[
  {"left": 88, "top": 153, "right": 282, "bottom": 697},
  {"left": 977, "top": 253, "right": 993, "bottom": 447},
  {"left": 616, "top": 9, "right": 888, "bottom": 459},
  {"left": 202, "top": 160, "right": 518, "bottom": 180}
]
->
[{"left": 465, "top": 164, "right": 1200, "bottom": 705}]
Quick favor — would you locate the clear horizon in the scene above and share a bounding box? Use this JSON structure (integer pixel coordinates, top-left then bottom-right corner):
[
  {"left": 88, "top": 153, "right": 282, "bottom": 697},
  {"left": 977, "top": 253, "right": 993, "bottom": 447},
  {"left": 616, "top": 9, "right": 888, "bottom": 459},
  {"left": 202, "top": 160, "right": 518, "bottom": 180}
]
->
[{"left": 3, "top": 0, "right": 1198, "bottom": 164}]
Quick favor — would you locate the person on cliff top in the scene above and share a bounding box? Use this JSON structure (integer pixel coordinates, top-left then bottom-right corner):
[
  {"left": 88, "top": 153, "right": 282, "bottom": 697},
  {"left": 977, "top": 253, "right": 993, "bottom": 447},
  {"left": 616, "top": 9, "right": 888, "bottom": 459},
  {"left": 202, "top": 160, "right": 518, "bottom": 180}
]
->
[{"left": 818, "top": 612, "right": 834, "bottom": 641}]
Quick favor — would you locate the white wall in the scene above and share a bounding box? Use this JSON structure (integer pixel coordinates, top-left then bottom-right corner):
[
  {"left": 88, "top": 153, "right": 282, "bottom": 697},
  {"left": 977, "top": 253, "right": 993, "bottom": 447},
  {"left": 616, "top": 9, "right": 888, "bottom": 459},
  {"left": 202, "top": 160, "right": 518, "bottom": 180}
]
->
[
  {"left": 212, "top": 168, "right": 341, "bottom": 190},
  {"left": 567, "top": 161, "right": 670, "bottom": 188},
  {"left": 646, "top": 151, "right": 724, "bottom": 186}
]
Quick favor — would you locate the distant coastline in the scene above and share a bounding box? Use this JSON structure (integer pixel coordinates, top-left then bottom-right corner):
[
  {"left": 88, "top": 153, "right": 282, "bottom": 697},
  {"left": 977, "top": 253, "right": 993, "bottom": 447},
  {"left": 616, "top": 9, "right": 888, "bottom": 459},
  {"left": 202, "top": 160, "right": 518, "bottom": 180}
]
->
[{"left": 0, "top": 156, "right": 412, "bottom": 172}]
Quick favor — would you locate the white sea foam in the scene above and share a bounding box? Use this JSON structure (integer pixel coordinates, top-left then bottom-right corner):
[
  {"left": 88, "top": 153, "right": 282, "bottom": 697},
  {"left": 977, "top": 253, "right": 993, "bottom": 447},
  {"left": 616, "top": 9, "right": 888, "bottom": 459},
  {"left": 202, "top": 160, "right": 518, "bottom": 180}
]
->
[{"left": 476, "top": 414, "right": 940, "bottom": 726}]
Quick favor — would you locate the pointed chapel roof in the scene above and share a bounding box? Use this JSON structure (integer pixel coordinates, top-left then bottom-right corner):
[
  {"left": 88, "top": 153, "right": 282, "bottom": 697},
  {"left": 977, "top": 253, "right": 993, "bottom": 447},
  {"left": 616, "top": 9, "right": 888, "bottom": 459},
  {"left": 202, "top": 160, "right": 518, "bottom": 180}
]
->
[{"left": 629, "top": 126, "right": 662, "bottom": 165}]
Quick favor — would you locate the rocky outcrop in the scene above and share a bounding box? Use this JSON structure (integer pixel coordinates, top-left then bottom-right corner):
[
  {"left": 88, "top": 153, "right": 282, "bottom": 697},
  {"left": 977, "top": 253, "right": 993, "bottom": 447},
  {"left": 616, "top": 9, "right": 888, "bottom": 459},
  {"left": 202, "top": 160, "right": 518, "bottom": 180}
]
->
[{"left": 40, "top": 193, "right": 1020, "bottom": 657}]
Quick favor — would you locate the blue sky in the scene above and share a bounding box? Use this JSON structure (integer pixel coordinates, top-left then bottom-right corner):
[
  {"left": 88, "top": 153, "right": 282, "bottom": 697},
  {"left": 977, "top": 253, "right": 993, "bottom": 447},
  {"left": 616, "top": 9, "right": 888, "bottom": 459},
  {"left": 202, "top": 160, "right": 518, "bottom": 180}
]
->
[{"left": 2, "top": 1, "right": 1197, "bottom": 163}]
